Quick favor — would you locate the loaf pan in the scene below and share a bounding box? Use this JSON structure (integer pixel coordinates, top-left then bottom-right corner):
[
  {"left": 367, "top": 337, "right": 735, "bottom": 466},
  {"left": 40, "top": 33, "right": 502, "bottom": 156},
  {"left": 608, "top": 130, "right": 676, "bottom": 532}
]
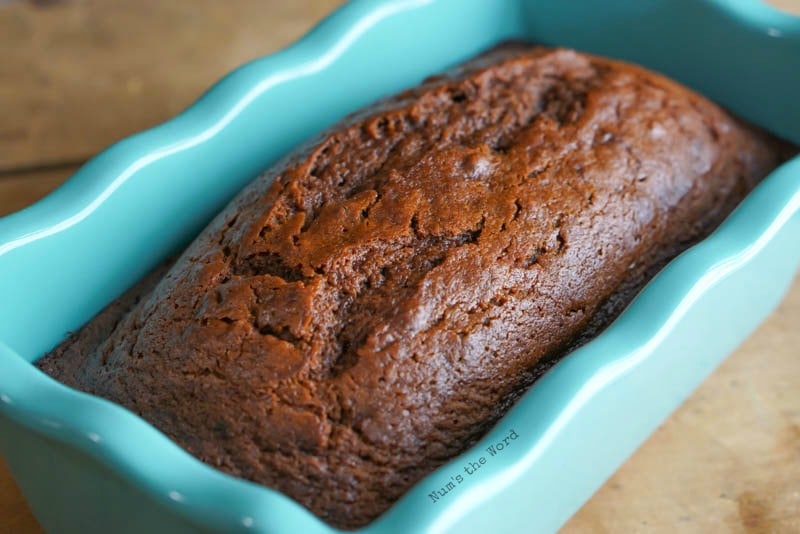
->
[{"left": 1, "top": 0, "right": 798, "bottom": 532}]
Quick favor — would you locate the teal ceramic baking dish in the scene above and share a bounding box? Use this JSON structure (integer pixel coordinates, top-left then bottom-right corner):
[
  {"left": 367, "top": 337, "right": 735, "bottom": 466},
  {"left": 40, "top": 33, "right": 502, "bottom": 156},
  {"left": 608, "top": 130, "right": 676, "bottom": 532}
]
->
[{"left": 1, "top": 0, "right": 798, "bottom": 532}]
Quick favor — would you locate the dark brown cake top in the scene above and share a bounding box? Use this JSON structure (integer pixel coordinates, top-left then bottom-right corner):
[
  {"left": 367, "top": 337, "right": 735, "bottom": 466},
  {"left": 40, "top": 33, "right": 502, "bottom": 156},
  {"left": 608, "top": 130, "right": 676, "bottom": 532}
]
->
[{"left": 38, "top": 45, "right": 790, "bottom": 529}]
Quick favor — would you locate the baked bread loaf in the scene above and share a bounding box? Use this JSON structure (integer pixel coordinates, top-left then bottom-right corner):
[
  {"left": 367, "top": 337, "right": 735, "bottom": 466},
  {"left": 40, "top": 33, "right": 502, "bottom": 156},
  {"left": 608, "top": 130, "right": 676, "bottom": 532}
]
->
[{"left": 38, "top": 44, "right": 793, "bottom": 528}]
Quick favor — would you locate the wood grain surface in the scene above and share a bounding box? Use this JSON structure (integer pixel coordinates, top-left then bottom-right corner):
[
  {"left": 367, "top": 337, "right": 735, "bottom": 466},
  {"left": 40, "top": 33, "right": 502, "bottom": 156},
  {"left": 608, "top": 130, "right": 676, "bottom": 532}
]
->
[
  {"left": 0, "top": 0, "right": 343, "bottom": 171},
  {"left": 0, "top": 1, "right": 798, "bottom": 533}
]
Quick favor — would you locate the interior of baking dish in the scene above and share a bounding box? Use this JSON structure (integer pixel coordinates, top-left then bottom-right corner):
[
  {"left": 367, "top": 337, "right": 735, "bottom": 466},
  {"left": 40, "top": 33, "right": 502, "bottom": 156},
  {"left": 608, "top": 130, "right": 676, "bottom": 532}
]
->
[{"left": 0, "top": 0, "right": 798, "bottom": 533}]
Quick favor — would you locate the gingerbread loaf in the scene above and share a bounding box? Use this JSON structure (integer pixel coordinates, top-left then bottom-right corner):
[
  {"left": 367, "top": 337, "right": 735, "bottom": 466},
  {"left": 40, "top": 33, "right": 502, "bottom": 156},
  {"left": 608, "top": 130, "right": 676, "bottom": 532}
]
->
[{"left": 38, "top": 44, "right": 793, "bottom": 528}]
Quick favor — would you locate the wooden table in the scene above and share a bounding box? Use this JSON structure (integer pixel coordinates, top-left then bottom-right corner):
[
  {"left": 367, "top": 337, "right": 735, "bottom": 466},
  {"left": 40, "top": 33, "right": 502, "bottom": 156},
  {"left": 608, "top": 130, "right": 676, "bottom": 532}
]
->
[{"left": 1, "top": 1, "right": 798, "bottom": 532}]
